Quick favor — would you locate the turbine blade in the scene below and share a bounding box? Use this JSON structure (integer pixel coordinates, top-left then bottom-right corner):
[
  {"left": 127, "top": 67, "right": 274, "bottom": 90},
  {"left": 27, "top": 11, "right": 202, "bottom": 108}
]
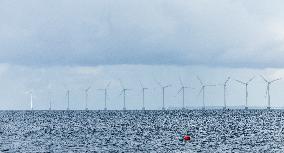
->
[
  {"left": 197, "top": 88, "right": 203, "bottom": 96},
  {"left": 247, "top": 76, "right": 255, "bottom": 83},
  {"left": 179, "top": 76, "right": 184, "bottom": 87},
  {"left": 197, "top": 76, "right": 203, "bottom": 85},
  {"left": 225, "top": 77, "right": 230, "bottom": 84},
  {"left": 139, "top": 80, "right": 144, "bottom": 88},
  {"left": 260, "top": 75, "right": 268, "bottom": 83},
  {"left": 154, "top": 78, "right": 162, "bottom": 87},
  {"left": 86, "top": 86, "right": 91, "bottom": 91},
  {"left": 106, "top": 81, "right": 111, "bottom": 89},
  {"left": 119, "top": 90, "right": 124, "bottom": 96},
  {"left": 235, "top": 79, "right": 246, "bottom": 85},
  {"left": 270, "top": 78, "right": 281, "bottom": 83}
]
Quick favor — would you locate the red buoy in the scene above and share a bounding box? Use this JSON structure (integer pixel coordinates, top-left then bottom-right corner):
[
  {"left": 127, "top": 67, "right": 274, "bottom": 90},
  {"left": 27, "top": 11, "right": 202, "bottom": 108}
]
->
[{"left": 183, "top": 135, "right": 191, "bottom": 141}]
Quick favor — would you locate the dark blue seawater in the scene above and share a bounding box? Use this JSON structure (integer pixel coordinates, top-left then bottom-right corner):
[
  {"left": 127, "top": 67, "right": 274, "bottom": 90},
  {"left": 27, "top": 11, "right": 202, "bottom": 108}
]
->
[{"left": 0, "top": 110, "right": 284, "bottom": 152}]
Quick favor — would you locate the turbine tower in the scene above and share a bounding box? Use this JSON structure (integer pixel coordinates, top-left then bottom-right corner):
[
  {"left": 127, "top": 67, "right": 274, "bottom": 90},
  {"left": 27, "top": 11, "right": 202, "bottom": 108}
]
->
[
  {"left": 177, "top": 77, "right": 191, "bottom": 110},
  {"left": 48, "top": 92, "right": 52, "bottom": 111},
  {"left": 155, "top": 80, "right": 171, "bottom": 110},
  {"left": 84, "top": 86, "right": 91, "bottom": 110},
  {"left": 222, "top": 77, "right": 230, "bottom": 110},
  {"left": 197, "top": 77, "right": 216, "bottom": 110},
  {"left": 260, "top": 75, "right": 281, "bottom": 110},
  {"left": 139, "top": 80, "right": 148, "bottom": 110},
  {"left": 235, "top": 77, "right": 255, "bottom": 110},
  {"left": 120, "top": 80, "right": 130, "bottom": 111},
  {"left": 30, "top": 91, "right": 33, "bottom": 110},
  {"left": 98, "top": 82, "right": 111, "bottom": 110},
  {"left": 66, "top": 90, "right": 70, "bottom": 110}
]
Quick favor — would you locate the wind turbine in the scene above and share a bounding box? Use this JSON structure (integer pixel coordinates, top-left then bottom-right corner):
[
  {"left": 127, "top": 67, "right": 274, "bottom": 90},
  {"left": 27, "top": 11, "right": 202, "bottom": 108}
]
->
[
  {"left": 260, "top": 75, "right": 281, "bottom": 110},
  {"left": 197, "top": 77, "right": 216, "bottom": 110},
  {"left": 66, "top": 89, "right": 70, "bottom": 110},
  {"left": 155, "top": 79, "right": 171, "bottom": 110},
  {"left": 29, "top": 91, "right": 33, "bottom": 110},
  {"left": 48, "top": 91, "right": 52, "bottom": 111},
  {"left": 84, "top": 86, "right": 91, "bottom": 110},
  {"left": 119, "top": 80, "right": 130, "bottom": 111},
  {"left": 177, "top": 77, "right": 191, "bottom": 110},
  {"left": 98, "top": 82, "right": 111, "bottom": 110},
  {"left": 235, "top": 77, "right": 255, "bottom": 110},
  {"left": 222, "top": 77, "right": 230, "bottom": 110},
  {"left": 47, "top": 83, "right": 54, "bottom": 111},
  {"left": 139, "top": 80, "right": 148, "bottom": 110}
]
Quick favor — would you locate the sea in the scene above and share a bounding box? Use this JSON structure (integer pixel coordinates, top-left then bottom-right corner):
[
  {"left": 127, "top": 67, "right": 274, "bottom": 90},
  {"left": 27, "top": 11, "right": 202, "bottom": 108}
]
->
[{"left": 0, "top": 110, "right": 284, "bottom": 152}]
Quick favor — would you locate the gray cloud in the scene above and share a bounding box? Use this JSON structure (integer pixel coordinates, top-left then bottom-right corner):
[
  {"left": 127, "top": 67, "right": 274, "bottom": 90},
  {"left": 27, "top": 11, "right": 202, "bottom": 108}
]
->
[{"left": 0, "top": 0, "right": 284, "bottom": 68}]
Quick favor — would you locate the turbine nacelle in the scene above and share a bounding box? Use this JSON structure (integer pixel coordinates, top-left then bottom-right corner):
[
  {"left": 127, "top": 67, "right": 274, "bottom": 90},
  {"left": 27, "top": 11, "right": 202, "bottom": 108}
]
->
[{"left": 162, "top": 85, "right": 171, "bottom": 89}]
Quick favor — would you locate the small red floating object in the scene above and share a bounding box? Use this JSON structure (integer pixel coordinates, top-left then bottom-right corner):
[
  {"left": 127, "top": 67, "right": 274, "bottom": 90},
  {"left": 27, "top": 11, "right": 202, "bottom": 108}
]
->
[{"left": 183, "top": 135, "right": 191, "bottom": 141}]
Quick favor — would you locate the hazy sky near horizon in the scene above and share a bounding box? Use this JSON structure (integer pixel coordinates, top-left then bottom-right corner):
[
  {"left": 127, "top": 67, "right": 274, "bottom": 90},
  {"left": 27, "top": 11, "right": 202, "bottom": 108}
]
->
[{"left": 1, "top": 0, "right": 284, "bottom": 109}]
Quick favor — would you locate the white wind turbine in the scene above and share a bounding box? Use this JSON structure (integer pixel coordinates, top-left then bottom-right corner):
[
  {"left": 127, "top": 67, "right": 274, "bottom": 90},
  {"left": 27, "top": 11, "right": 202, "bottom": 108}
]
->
[
  {"left": 98, "top": 82, "right": 111, "bottom": 110},
  {"left": 222, "top": 77, "right": 230, "bottom": 110},
  {"left": 84, "top": 86, "right": 91, "bottom": 110},
  {"left": 66, "top": 89, "right": 70, "bottom": 110},
  {"left": 155, "top": 79, "right": 171, "bottom": 110},
  {"left": 235, "top": 77, "right": 255, "bottom": 110},
  {"left": 63, "top": 84, "right": 71, "bottom": 110},
  {"left": 48, "top": 91, "right": 52, "bottom": 110},
  {"left": 139, "top": 80, "right": 148, "bottom": 110},
  {"left": 177, "top": 77, "right": 192, "bottom": 110},
  {"left": 47, "top": 83, "right": 54, "bottom": 111},
  {"left": 25, "top": 90, "right": 33, "bottom": 110},
  {"left": 119, "top": 80, "right": 130, "bottom": 111},
  {"left": 260, "top": 75, "right": 281, "bottom": 110},
  {"left": 197, "top": 77, "right": 216, "bottom": 110},
  {"left": 29, "top": 91, "right": 33, "bottom": 110}
]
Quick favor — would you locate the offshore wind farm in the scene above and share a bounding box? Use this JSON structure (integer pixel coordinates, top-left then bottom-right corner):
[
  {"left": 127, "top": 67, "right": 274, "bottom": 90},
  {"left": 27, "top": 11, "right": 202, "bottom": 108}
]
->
[
  {"left": 2, "top": 0, "right": 284, "bottom": 152},
  {"left": 14, "top": 75, "right": 284, "bottom": 111}
]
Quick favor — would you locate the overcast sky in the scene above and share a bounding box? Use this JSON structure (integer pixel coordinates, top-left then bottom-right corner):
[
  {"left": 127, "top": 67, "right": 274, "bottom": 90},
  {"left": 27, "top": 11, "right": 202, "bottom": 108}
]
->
[{"left": 1, "top": 0, "right": 284, "bottom": 110}]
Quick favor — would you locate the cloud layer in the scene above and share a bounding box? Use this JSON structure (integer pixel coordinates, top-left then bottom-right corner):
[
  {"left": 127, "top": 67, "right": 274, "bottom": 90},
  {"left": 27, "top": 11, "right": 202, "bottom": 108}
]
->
[{"left": 1, "top": 0, "right": 284, "bottom": 68}]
